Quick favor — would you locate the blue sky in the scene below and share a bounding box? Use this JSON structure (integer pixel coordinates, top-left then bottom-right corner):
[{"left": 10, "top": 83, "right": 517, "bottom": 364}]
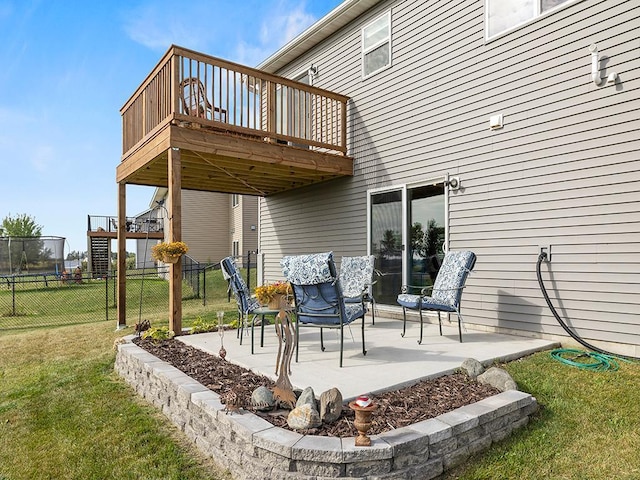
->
[{"left": 0, "top": 0, "right": 342, "bottom": 253}]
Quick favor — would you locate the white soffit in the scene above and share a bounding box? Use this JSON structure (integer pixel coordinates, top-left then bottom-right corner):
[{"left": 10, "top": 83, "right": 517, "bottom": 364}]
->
[{"left": 257, "top": 0, "right": 382, "bottom": 73}]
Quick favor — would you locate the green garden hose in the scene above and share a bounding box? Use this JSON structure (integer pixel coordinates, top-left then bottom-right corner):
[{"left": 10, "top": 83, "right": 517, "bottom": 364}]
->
[
  {"left": 537, "top": 252, "right": 640, "bottom": 369},
  {"left": 549, "top": 348, "right": 622, "bottom": 371}
]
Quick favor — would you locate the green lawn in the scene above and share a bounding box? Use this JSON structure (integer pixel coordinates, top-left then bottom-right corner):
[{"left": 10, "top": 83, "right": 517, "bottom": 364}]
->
[
  {"left": 443, "top": 353, "right": 640, "bottom": 479},
  {"left": 0, "top": 321, "right": 231, "bottom": 480}
]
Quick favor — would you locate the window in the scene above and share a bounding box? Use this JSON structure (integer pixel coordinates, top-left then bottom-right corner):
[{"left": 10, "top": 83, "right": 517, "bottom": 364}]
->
[
  {"left": 232, "top": 194, "right": 239, "bottom": 207},
  {"left": 362, "top": 11, "right": 391, "bottom": 78},
  {"left": 232, "top": 241, "right": 239, "bottom": 258},
  {"left": 486, "top": 0, "right": 572, "bottom": 38}
]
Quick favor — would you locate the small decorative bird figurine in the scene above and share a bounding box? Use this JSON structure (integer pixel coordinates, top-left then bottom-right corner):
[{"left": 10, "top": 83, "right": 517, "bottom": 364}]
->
[{"left": 221, "top": 389, "right": 241, "bottom": 414}]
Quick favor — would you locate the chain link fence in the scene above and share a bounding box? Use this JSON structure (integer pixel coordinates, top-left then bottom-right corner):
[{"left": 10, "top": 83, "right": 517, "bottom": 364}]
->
[{"left": 0, "top": 253, "right": 257, "bottom": 331}]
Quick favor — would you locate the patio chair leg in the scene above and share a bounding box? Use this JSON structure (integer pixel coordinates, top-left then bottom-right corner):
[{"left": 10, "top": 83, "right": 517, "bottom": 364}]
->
[
  {"left": 438, "top": 312, "right": 443, "bottom": 336},
  {"left": 260, "top": 314, "right": 265, "bottom": 348},
  {"left": 418, "top": 308, "right": 424, "bottom": 345},
  {"left": 339, "top": 323, "right": 344, "bottom": 368},
  {"left": 240, "top": 314, "right": 245, "bottom": 345},
  {"left": 457, "top": 311, "right": 463, "bottom": 343},
  {"left": 320, "top": 328, "right": 325, "bottom": 352},
  {"left": 361, "top": 315, "right": 367, "bottom": 356},
  {"left": 295, "top": 319, "right": 300, "bottom": 363},
  {"left": 251, "top": 314, "right": 256, "bottom": 354},
  {"left": 401, "top": 307, "right": 407, "bottom": 337},
  {"left": 371, "top": 298, "right": 375, "bottom": 325}
]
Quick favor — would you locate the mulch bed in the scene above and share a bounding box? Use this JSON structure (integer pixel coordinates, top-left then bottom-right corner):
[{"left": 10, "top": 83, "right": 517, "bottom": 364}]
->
[{"left": 133, "top": 337, "right": 500, "bottom": 437}]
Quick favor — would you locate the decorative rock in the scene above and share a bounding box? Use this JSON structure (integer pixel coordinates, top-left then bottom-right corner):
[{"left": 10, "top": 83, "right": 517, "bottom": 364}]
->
[
  {"left": 287, "top": 403, "right": 321, "bottom": 430},
  {"left": 251, "top": 386, "right": 275, "bottom": 411},
  {"left": 296, "top": 386, "right": 317, "bottom": 410},
  {"left": 461, "top": 358, "right": 485, "bottom": 378},
  {"left": 477, "top": 367, "right": 518, "bottom": 392},
  {"left": 319, "top": 388, "right": 343, "bottom": 423}
]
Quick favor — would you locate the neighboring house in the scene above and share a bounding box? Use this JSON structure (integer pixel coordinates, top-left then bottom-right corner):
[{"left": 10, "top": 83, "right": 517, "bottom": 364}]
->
[
  {"left": 148, "top": 188, "right": 258, "bottom": 267},
  {"left": 253, "top": 0, "right": 640, "bottom": 355},
  {"left": 116, "top": 0, "right": 639, "bottom": 353}
]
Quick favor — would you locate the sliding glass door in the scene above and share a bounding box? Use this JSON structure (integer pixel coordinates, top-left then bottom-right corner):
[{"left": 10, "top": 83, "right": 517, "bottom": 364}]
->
[
  {"left": 369, "top": 182, "right": 446, "bottom": 305},
  {"left": 369, "top": 189, "right": 403, "bottom": 305}
]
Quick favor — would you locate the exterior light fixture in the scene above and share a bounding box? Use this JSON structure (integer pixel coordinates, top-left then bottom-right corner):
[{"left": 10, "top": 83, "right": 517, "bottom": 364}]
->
[{"left": 445, "top": 176, "right": 460, "bottom": 190}]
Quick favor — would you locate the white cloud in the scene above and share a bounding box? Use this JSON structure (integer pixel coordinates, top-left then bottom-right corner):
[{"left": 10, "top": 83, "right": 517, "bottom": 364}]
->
[
  {"left": 121, "top": 0, "right": 322, "bottom": 66},
  {"left": 235, "top": 1, "right": 318, "bottom": 66},
  {"left": 122, "top": 1, "right": 218, "bottom": 52},
  {"left": 30, "top": 144, "right": 55, "bottom": 173},
  {"left": 260, "top": 3, "right": 315, "bottom": 46}
]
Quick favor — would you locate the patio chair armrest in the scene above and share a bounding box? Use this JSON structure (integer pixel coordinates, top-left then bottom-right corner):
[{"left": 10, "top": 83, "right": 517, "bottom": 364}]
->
[
  {"left": 401, "top": 284, "right": 430, "bottom": 295},
  {"left": 433, "top": 285, "right": 465, "bottom": 293}
]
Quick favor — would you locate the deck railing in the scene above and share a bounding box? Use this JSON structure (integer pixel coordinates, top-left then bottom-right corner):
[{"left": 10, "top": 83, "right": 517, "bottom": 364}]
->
[
  {"left": 87, "top": 215, "right": 163, "bottom": 234},
  {"left": 121, "top": 45, "right": 348, "bottom": 157}
]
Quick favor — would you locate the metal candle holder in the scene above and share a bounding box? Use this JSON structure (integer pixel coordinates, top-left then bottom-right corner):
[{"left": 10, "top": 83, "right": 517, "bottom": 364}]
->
[{"left": 217, "top": 311, "right": 226, "bottom": 360}]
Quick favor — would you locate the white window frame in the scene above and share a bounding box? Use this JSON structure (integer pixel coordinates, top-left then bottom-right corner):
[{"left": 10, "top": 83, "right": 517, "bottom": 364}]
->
[
  {"left": 361, "top": 10, "right": 392, "bottom": 79},
  {"left": 485, "top": 0, "right": 578, "bottom": 41},
  {"left": 232, "top": 194, "right": 239, "bottom": 207}
]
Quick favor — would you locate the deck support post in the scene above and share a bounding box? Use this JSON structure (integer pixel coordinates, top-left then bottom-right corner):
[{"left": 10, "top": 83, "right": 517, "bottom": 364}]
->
[
  {"left": 116, "top": 182, "right": 127, "bottom": 330},
  {"left": 168, "top": 147, "right": 183, "bottom": 335}
]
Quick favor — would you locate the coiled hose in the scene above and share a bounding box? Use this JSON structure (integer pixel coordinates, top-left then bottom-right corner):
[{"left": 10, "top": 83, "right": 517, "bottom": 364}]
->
[{"left": 536, "top": 252, "right": 639, "bottom": 368}]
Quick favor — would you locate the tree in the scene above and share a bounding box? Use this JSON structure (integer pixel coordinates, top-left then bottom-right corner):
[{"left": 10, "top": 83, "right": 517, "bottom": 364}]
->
[
  {"left": 0, "top": 214, "right": 45, "bottom": 273},
  {"left": 1, "top": 213, "right": 42, "bottom": 237},
  {"left": 66, "top": 251, "right": 87, "bottom": 261},
  {"left": 380, "top": 229, "right": 401, "bottom": 259}
]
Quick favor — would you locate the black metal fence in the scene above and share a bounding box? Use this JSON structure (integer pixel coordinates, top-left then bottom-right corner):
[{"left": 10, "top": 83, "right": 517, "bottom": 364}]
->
[{"left": 0, "top": 252, "right": 256, "bottom": 331}]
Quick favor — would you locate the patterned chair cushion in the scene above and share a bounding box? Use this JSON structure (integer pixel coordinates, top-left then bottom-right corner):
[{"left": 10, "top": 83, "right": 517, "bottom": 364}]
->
[
  {"left": 281, "top": 252, "right": 335, "bottom": 285},
  {"left": 396, "top": 250, "right": 475, "bottom": 310},
  {"left": 339, "top": 255, "right": 375, "bottom": 298},
  {"left": 431, "top": 251, "right": 475, "bottom": 308}
]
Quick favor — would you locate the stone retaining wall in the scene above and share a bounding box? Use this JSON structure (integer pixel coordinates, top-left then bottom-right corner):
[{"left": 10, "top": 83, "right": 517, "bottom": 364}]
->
[{"left": 115, "top": 339, "right": 538, "bottom": 480}]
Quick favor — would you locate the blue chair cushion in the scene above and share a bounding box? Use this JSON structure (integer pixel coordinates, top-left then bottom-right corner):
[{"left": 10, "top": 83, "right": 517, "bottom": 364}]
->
[
  {"left": 298, "top": 301, "right": 364, "bottom": 325},
  {"left": 397, "top": 293, "right": 421, "bottom": 309},
  {"left": 397, "top": 293, "right": 456, "bottom": 312}
]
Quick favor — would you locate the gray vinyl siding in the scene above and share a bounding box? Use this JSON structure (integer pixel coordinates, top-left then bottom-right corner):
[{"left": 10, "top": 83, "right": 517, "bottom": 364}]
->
[
  {"left": 230, "top": 195, "right": 259, "bottom": 266},
  {"left": 181, "top": 190, "right": 229, "bottom": 264},
  {"left": 259, "top": 0, "right": 640, "bottom": 352},
  {"left": 241, "top": 196, "right": 259, "bottom": 256}
]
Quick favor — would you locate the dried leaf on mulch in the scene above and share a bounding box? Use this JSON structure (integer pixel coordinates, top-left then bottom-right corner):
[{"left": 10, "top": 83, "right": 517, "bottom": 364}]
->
[{"left": 134, "top": 338, "right": 500, "bottom": 437}]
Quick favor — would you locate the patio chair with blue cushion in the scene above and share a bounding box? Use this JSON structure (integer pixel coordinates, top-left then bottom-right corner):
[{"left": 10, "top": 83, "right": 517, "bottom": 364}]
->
[
  {"left": 281, "top": 252, "right": 367, "bottom": 368},
  {"left": 397, "top": 250, "right": 476, "bottom": 345},
  {"left": 339, "top": 255, "right": 378, "bottom": 325},
  {"left": 220, "top": 256, "right": 278, "bottom": 354}
]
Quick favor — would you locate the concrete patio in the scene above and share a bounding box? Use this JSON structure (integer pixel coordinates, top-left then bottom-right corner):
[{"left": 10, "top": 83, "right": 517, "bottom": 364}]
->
[{"left": 180, "top": 314, "right": 558, "bottom": 400}]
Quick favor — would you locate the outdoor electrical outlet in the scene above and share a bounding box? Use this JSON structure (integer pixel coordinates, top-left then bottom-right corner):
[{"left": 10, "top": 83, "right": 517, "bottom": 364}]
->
[{"left": 539, "top": 245, "right": 551, "bottom": 261}]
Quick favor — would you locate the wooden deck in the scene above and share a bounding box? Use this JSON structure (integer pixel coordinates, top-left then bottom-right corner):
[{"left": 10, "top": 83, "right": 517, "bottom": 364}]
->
[{"left": 117, "top": 45, "right": 352, "bottom": 196}]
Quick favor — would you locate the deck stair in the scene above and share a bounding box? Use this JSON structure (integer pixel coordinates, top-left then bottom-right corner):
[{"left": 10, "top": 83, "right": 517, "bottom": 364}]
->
[{"left": 90, "top": 237, "right": 110, "bottom": 277}]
